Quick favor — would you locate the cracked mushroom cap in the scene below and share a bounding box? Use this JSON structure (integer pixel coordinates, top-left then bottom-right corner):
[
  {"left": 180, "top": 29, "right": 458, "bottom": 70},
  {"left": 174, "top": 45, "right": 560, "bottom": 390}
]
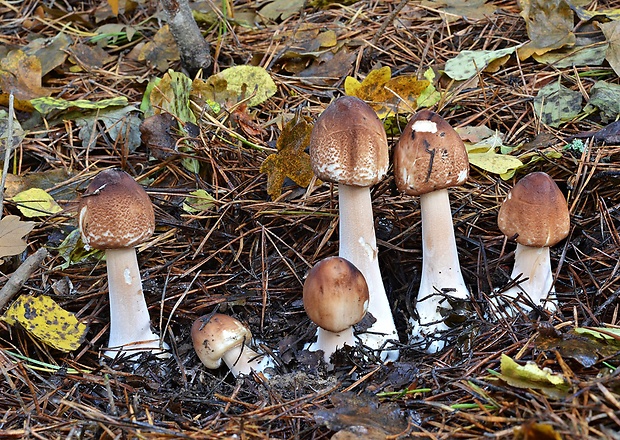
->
[
  {"left": 303, "top": 256, "right": 369, "bottom": 333},
  {"left": 191, "top": 314, "right": 253, "bottom": 369},
  {"left": 309, "top": 96, "right": 389, "bottom": 187},
  {"left": 394, "top": 110, "right": 469, "bottom": 196},
  {"left": 497, "top": 172, "right": 570, "bottom": 247},
  {"left": 78, "top": 169, "right": 155, "bottom": 250}
]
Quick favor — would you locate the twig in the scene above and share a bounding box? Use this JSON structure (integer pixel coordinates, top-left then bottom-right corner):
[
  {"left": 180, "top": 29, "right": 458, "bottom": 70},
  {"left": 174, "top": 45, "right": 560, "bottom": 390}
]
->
[
  {"left": 0, "top": 247, "right": 48, "bottom": 310},
  {"left": 362, "top": 0, "right": 409, "bottom": 65},
  {"left": 0, "top": 92, "right": 15, "bottom": 222}
]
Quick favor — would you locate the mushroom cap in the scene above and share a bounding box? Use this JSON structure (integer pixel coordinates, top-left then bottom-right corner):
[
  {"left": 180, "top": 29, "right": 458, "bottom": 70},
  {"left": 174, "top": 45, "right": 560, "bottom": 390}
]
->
[
  {"left": 191, "top": 314, "right": 253, "bottom": 369},
  {"left": 394, "top": 110, "right": 469, "bottom": 196},
  {"left": 303, "top": 256, "right": 369, "bottom": 333},
  {"left": 309, "top": 96, "right": 389, "bottom": 187},
  {"left": 78, "top": 169, "right": 155, "bottom": 250},
  {"left": 497, "top": 172, "right": 570, "bottom": 247}
]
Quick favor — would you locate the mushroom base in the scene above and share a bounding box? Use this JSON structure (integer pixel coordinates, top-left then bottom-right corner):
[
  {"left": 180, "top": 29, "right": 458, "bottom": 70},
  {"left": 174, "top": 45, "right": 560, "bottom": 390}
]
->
[
  {"left": 104, "top": 248, "right": 169, "bottom": 359},
  {"left": 221, "top": 344, "right": 274, "bottom": 378},
  {"left": 308, "top": 326, "right": 356, "bottom": 367}
]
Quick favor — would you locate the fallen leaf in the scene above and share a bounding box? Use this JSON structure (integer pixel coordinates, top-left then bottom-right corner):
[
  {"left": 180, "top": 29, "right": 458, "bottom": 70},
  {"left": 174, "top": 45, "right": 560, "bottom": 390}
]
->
[
  {"left": 421, "top": 0, "right": 497, "bottom": 23},
  {"left": 600, "top": 21, "right": 620, "bottom": 79},
  {"left": 345, "top": 66, "right": 437, "bottom": 118},
  {"left": 532, "top": 42, "right": 607, "bottom": 68},
  {"left": 0, "top": 109, "right": 25, "bottom": 155},
  {"left": 494, "top": 353, "right": 570, "bottom": 399},
  {"left": 571, "top": 4, "right": 620, "bottom": 21},
  {"left": 534, "top": 81, "right": 582, "bottom": 128},
  {"left": 217, "top": 65, "right": 277, "bottom": 107},
  {"left": 23, "top": 33, "right": 72, "bottom": 75},
  {"left": 182, "top": 190, "right": 216, "bottom": 213},
  {"left": 0, "top": 215, "right": 35, "bottom": 259},
  {"left": 514, "top": 421, "right": 562, "bottom": 440},
  {"left": 11, "top": 188, "right": 63, "bottom": 218},
  {"left": 140, "top": 112, "right": 179, "bottom": 159},
  {"left": 75, "top": 105, "right": 142, "bottom": 151},
  {"left": 517, "top": 0, "right": 576, "bottom": 60},
  {"left": 149, "top": 70, "right": 196, "bottom": 123},
  {"left": 467, "top": 146, "right": 523, "bottom": 176},
  {"left": 69, "top": 42, "right": 114, "bottom": 71},
  {"left": 30, "top": 96, "right": 128, "bottom": 116},
  {"left": 584, "top": 80, "right": 620, "bottom": 123},
  {"left": 0, "top": 50, "right": 50, "bottom": 103},
  {"left": 259, "top": 0, "right": 305, "bottom": 20},
  {"left": 2, "top": 294, "right": 88, "bottom": 352},
  {"left": 138, "top": 25, "right": 179, "bottom": 72},
  {"left": 55, "top": 228, "right": 103, "bottom": 270},
  {"left": 445, "top": 46, "right": 519, "bottom": 81},
  {"left": 260, "top": 114, "right": 316, "bottom": 199}
]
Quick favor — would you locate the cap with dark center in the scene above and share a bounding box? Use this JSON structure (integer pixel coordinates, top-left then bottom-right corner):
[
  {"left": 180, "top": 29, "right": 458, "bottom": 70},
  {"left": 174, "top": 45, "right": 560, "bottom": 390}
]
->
[
  {"left": 79, "top": 169, "right": 155, "bottom": 250},
  {"left": 303, "top": 256, "right": 369, "bottom": 333},
  {"left": 394, "top": 110, "right": 469, "bottom": 196},
  {"left": 191, "top": 314, "right": 253, "bottom": 369},
  {"left": 497, "top": 171, "right": 570, "bottom": 247},
  {"left": 309, "top": 96, "right": 389, "bottom": 187}
]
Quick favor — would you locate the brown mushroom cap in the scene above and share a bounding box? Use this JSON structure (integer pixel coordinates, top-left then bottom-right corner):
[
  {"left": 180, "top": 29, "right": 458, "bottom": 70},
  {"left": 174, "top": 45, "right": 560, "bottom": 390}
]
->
[
  {"left": 303, "top": 256, "right": 369, "bottom": 333},
  {"left": 309, "top": 96, "right": 389, "bottom": 187},
  {"left": 394, "top": 110, "right": 469, "bottom": 196},
  {"left": 191, "top": 314, "right": 252, "bottom": 369},
  {"left": 78, "top": 169, "right": 155, "bottom": 250},
  {"left": 497, "top": 172, "right": 570, "bottom": 247}
]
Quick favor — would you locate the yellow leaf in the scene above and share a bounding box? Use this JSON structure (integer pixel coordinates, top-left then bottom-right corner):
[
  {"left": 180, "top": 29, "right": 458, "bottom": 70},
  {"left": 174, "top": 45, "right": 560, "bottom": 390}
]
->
[
  {"left": 0, "top": 50, "right": 50, "bottom": 102},
  {"left": 12, "top": 188, "right": 63, "bottom": 218},
  {"left": 107, "top": 0, "right": 119, "bottom": 15},
  {"left": 467, "top": 146, "right": 523, "bottom": 176},
  {"left": 0, "top": 215, "right": 35, "bottom": 259},
  {"left": 2, "top": 295, "right": 88, "bottom": 352},
  {"left": 496, "top": 353, "right": 569, "bottom": 399}
]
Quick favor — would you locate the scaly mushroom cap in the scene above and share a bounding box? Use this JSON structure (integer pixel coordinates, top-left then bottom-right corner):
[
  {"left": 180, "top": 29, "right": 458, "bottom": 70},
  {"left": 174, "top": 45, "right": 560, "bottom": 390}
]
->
[
  {"left": 498, "top": 171, "right": 570, "bottom": 247},
  {"left": 309, "top": 96, "right": 389, "bottom": 187},
  {"left": 303, "top": 256, "right": 369, "bottom": 333},
  {"left": 191, "top": 314, "right": 253, "bottom": 369},
  {"left": 394, "top": 110, "right": 469, "bottom": 196},
  {"left": 78, "top": 169, "right": 155, "bottom": 250}
]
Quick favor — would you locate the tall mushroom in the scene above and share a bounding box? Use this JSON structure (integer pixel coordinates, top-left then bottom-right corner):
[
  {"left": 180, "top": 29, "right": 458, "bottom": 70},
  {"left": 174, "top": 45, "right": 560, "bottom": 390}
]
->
[
  {"left": 191, "top": 313, "right": 274, "bottom": 377},
  {"left": 496, "top": 171, "right": 570, "bottom": 312},
  {"left": 79, "top": 169, "right": 168, "bottom": 358},
  {"left": 393, "top": 110, "right": 469, "bottom": 353},
  {"left": 303, "top": 256, "right": 369, "bottom": 366},
  {"left": 309, "top": 96, "right": 399, "bottom": 361}
]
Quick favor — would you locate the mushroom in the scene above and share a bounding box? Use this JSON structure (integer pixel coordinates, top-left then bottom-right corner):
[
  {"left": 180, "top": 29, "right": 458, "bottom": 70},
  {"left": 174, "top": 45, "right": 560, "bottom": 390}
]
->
[
  {"left": 191, "top": 313, "right": 273, "bottom": 377},
  {"left": 496, "top": 171, "right": 570, "bottom": 312},
  {"left": 78, "top": 168, "right": 168, "bottom": 358},
  {"left": 303, "top": 256, "right": 369, "bottom": 366},
  {"left": 309, "top": 95, "right": 399, "bottom": 361},
  {"left": 393, "top": 110, "right": 469, "bottom": 353}
]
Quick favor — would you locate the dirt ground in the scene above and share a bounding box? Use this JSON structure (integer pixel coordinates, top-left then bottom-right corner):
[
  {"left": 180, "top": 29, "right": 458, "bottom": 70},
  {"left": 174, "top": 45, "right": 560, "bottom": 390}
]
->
[{"left": 2, "top": 0, "right": 620, "bottom": 438}]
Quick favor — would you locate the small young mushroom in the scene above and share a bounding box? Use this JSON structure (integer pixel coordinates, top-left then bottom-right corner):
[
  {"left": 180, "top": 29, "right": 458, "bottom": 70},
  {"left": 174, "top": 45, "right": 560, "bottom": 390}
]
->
[
  {"left": 496, "top": 171, "right": 570, "bottom": 312},
  {"left": 191, "top": 313, "right": 273, "bottom": 377},
  {"left": 309, "top": 95, "right": 399, "bottom": 361},
  {"left": 303, "top": 256, "right": 369, "bottom": 366},
  {"left": 393, "top": 110, "right": 470, "bottom": 353},
  {"left": 78, "top": 169, "right": 168, "bottom": 358}
]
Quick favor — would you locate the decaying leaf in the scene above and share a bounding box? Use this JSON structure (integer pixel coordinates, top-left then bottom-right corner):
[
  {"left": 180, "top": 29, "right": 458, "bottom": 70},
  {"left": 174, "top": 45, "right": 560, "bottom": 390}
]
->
[
  {"left": 216, "top": 65, "right": 277, "bottom": 108},
  {"left": 0, "top": 50, "right": 50, "bottom": 106},
  {"left": 30, "top": 96, "right": 128, "bottom": 116},
  {"left": 420, "top": 0, "right": 497, "bottom": 23},
  {"left": 259, "top": 0, "right": 305, "bottom": 20},
  {"left": 584, "top": 80, "right": 620, "bottom": 123},
  {"left": 0, "top": 215, "right": 35, "bottom": 259},
  {"left": 149, "top": 70, "right": 196, "bottom": 123},
  {"left": 23, "top": 33, "right": 71, "bottom": 76},
  {"left": 75, "top": 105, "right": 142, "bottom": 151},
  {"left": 55, "top": 229, "right": 103, "bottom": 270},
  {"left": 2, "top": 294, "right": 88, "bottom": 352},
  {"left": 138, "top": 25, "right": 180, "bottom": 72},
  {"left": 69, "top": 42, "right": 115, "bottom": 71},
  {"left": 0, "top": 109, "right": 25, "bottom": 154},
  {"left": 494, "top": 353, "right": 570, "bottom": 399},
  {"left": 445, "top": 46, "right": 519, "bottom": 81},
  {"left": 260, "top": 114, "right": 316, "bottom": 200},
  {"left": 344, "top": 66, "right": 439, "bottom": 118},
  {"left": 534, "top": 81, "right": 582, "bottom": 128},
  {"left": 518, "top": 0, "right": 576, "bottom": 60},
  {"left": 600, "top": 21, "right": 620, "bottom": 80},
  {"left": 514, "top": 421, "right": 562, "bottom": 440},
  {"left": 11, "top": 188, "right": 63, "bottom": 218},
  {"left": 182, "top": 189, "right": 216, "bottom": 213}
]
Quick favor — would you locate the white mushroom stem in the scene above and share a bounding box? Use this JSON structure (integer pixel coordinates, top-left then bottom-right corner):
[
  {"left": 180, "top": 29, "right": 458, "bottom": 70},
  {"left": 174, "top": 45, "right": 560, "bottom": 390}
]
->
[
  {"left": 104, "top": 248, "right": 168, "bottom": 358},
  {"left": 411, "top": 188, "right": 469, "bottom": 353},
  {"left": 499, "top": 243, "right": 557, "bottom": 311},
  {"left": 336, "top": 184, "right": 399, "bottom": 361},
  {"left": 309, "top": 326, "right": 355, "bottom": 365},
  {"left": 221, "top": 343, "right": 274, "bottom": 378}
]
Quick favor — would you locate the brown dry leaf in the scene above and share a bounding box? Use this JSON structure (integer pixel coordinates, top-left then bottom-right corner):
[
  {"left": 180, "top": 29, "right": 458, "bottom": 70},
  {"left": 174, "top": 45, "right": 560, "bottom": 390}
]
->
[
  {"left": 260, "top": 114, "right": 316, "bottom": 200},
  {"left": 297, "top": 48, "right": 357, "bottom": 86},
  {"left": 138, "top": 25, "right": 180, "bottom": 72},
  {"left": 23, "top": 33, "right": 71, "bottom": 76},
  {"left": 518, "top": 0, "right": 576, "bottom": 60},
  {"left": 422, "top": 0, "right": 497, "bottom": 23},
  {"left": 514, "top": 421, "right": 562, "bottom": 440},
  {"left": 0, "top": 215, "right": 36, "bottom": 259},
  {"left": 344, "top": 66, "right": 431, "bottom": 118},
  {"left": 0, "top": 50, "right": 50, "bottom": 103},
  {"left": 69, "top": 42, "right": 114, "bottom": 71},
  {"left": 600, "top": 21, "right": 620, "bottom": 79}
]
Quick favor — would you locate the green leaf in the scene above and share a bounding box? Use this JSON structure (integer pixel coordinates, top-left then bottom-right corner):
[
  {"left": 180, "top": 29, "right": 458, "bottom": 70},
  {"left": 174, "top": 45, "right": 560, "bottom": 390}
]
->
[
  {"left": 2, "top": 295, "right": 87, "bottom": 352},
  {"left": 12, "top": 188, "right": 63, "bottom": 217},
  {"left": 493, "top": 354, "right": 570, "bottom": 400},
  {"left": 182, "top": 189, "right": 216, "bottom": 213},
  {"left": 585, "top": 80, "right": 620, "bottom": 123},
  {"left": 149, "top": 70, "right": 195, "bottom": 123},
  {"left": 533, "top": 81, "right": 582, "bottom": 127},
  {"left": 30, "top": 96, "right": 128, "bottom": 115},
  {"left": 444, "top": 46, "right": 519, "bottom": 81}
]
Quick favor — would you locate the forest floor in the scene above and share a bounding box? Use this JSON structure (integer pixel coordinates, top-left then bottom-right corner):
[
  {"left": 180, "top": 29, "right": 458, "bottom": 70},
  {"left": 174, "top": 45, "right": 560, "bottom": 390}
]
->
[{"left": 2, "top": 0, "right": 620, "bottom": 438}]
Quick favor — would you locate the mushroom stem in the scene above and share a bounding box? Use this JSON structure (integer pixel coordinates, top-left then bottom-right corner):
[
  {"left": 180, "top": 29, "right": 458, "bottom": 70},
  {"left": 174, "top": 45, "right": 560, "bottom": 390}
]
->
[
  {"left": 104, "top": 248, "right": 168, "bottom": 357},
  {"left": 309, "top": 326, "right": 355, "bottom": 365},
  {"left": 337, "top": 184, "right": 398, "bottom": 361},
  {"left": 500, "top": 243, "right": 556, "bottom": 311},
  {"left": 411, "top": 188, "right": 469, "bottom": 352},
  {"left": 221, "top": 343, "right": 274, "bottom": 377}
]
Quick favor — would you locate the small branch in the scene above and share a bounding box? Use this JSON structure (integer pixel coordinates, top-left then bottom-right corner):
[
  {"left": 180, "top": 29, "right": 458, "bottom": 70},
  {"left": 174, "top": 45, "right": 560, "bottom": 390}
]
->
[
  {"left": 0, "top": 247, "right": 48, "bottom": 310},
  {"left": 0, "top": 92, "right": 15, "bottom": 222}
]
